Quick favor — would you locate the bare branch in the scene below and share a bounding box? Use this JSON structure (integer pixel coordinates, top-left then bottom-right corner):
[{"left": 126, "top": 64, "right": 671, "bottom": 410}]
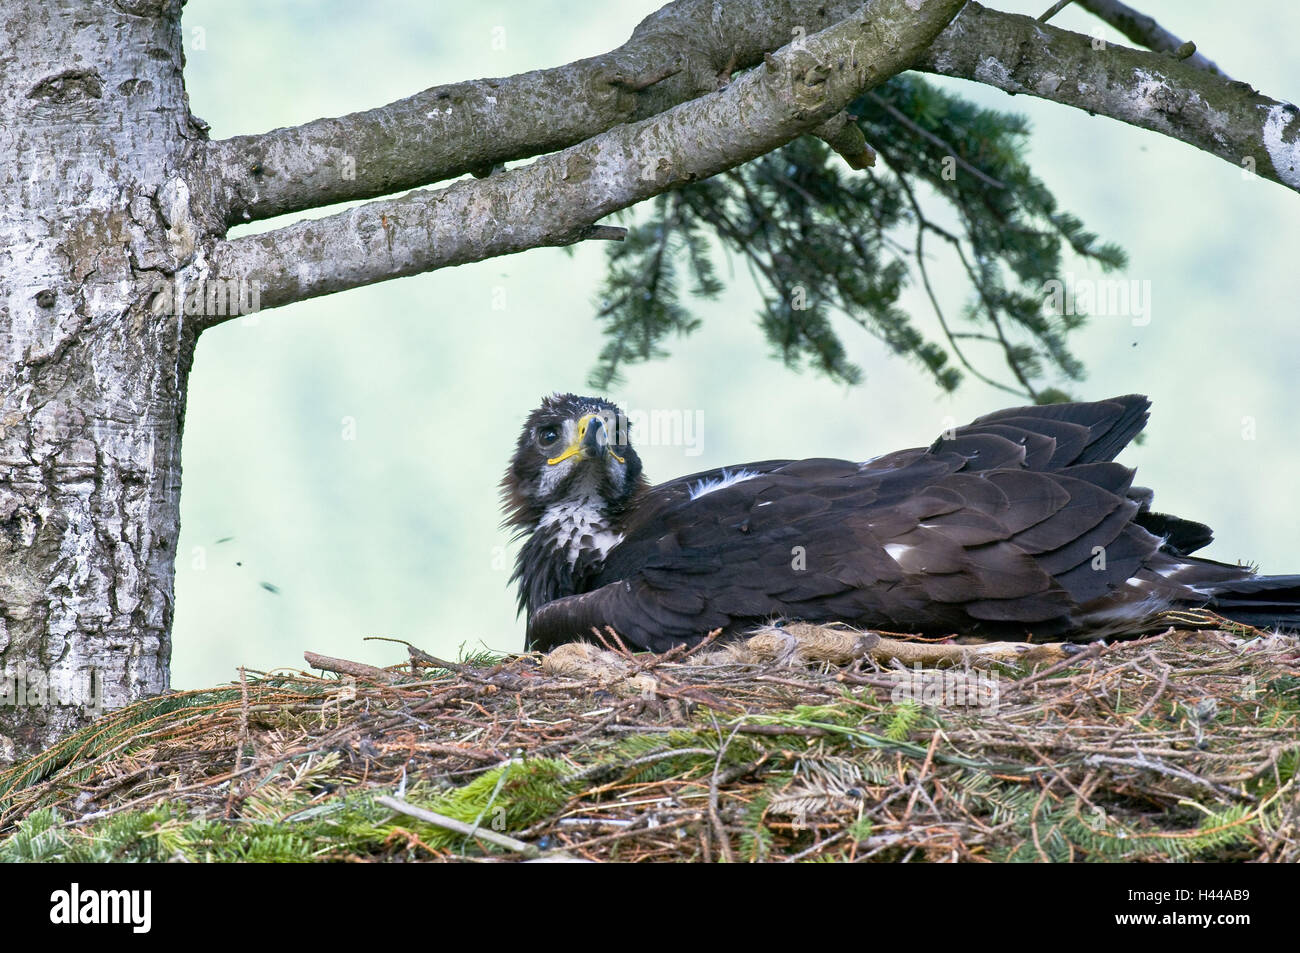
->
[
  {"left": 580, "top": 225, "right": 629, "bottom": 242},
  {"left": 203, "top": 0, "right": 868, "bottom": 226},
  {"left": 375, "top": 795, "right": 542, "bottom": 857},
  {"left": 203, "top": 0, "right": 967, "bottom": 321},
  {"left": 208, "top": 0, "right": 1296, "bottom": 230},
  {"left": 918, "top": 3, "right": 1300, "bottom": 194},
  {"left": 203, "top": 52, "right": 660, "bottom": 227},
  {"left": 813, "top": 111, "right": 877, "bottom": 169},
  {"left": 864, "top": 91, "right": 1007, "bottom": 189},
  {"left": 883, "top": 156, "right": 1028, "bottom": 398},
  {"left": 1037, "top": 1, "right": 1075, "bottom": 24},
  {"left": 1076, "top": 0, "right": 1227, "bottom": 77}
]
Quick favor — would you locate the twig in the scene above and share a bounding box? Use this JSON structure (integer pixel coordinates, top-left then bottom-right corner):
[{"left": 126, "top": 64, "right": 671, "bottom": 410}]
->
[
  {"left": 1037, "top": 0, "right": 1075, "bottom": 23},
  {"left": 304, "top": 651, "right": 395, "bottom": 683},
  {"left": 866, "top": 92, "right": 1006, "bottom": 190},
  {"left": 1082, "top": 754, "right": 1249, "bottom": 800},
  {"left": 813, "top": 111, "right": 876, "bottom": 170},
  {"left": 1076, "top": 0, "right": 1228, "bottom": 77},
  {"left": 376, "top": 795, "right": 541, "bottom": 858},
  {"left": 578, "top": 224, "right": 628, "bottom": 242},
  {"left": 1132, "top": 653, "right": 1172, "bottom": 721},
  {"left": 565, "top": 747, "right": 720, "bottom": 786},
  {"left": 223, "top": 667, "right": 252, "bottom": 819},
  {"left": 708, "top": 722, "right": 738, "bottom": 863}
]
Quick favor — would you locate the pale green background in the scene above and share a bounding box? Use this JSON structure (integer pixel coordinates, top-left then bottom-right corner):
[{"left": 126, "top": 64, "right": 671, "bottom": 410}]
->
[{"left": 172, "top": 1, "right": 1300, "bottom": 688}]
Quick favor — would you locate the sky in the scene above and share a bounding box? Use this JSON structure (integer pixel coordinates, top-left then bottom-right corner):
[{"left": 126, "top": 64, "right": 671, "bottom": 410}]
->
[{"left": 171, "top": 1, "right": 1300, "bottom": 688}]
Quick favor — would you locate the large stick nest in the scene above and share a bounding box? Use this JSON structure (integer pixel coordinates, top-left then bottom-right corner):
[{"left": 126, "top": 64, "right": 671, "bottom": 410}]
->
[{"left": 1, "top": 623, "right": 1297, "bottom": 862}]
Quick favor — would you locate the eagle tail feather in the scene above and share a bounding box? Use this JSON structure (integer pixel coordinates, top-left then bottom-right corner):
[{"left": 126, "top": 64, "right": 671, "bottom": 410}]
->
[{"left": 1207, "top": 574, "right": 1300, "bottom": 631}]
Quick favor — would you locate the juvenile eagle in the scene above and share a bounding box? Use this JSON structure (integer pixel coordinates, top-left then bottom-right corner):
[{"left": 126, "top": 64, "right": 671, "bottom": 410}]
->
[{"left": 502, "top": 394, "right": 1300, "bottom": 652}]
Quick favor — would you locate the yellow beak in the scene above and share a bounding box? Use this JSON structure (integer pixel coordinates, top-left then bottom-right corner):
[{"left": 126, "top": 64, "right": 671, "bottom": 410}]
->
[{"left": 547, "top": 413, "right": 625, "bottom": 466}]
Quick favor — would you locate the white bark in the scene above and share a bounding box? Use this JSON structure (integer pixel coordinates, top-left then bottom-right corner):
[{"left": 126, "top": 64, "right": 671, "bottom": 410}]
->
[{"left": 0, "top": 0, "right": 211, "bottom": 758}]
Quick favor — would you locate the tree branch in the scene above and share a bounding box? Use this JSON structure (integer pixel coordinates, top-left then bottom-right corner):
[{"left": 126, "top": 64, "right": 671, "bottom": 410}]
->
[
  {"left": 207, "top": 0, "right": 1297, "bottom": 230},
  {"left": 203, "top": 0, "right": 876, "bottom": 226},
  {"left": 1037, "top": 1, "right": 1075, "bottom": 24},
  {"left": 202, "top": 0, "right": 967, "bottom": 321},
  {"left": 918, "top": 3, "right": 1299, "bottom": 193},
  {"left": 1076, "top": 0, "right": 1227, "bottom": 77}
]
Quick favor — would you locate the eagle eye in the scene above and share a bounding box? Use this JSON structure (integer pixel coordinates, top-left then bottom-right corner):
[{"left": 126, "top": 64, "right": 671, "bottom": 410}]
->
[{"left": 538, "top": 425, "right": 560, "bottom": 446}]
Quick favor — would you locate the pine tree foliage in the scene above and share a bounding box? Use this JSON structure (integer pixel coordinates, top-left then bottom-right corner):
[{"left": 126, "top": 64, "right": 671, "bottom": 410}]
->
[{"left": 591, "top": 74, "right": 1127, "bottom": 400}]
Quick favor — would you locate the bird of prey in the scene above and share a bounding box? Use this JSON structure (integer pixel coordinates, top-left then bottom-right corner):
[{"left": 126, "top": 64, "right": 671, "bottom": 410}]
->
[{"left": 501, "top": 393, "right": 1300, "bottom": 652}]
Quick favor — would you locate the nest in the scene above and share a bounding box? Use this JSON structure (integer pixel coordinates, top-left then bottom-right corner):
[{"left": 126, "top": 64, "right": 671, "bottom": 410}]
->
[{"left": 1, "top": 622, "right": 1297, "bottom": 862}]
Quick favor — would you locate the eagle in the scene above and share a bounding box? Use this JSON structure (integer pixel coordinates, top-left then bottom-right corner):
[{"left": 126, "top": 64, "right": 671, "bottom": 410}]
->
[{"left": 502, "top": 393, "right": 1300, "bottom": 652}]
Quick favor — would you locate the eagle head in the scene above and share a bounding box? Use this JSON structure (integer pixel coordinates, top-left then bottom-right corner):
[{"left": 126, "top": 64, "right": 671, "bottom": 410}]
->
[
  {"left": 501, "top": 394, "right": 646, "bottom": 619},
  {"left": 501, "top": 394, "right": 644, "bottom": 529}
]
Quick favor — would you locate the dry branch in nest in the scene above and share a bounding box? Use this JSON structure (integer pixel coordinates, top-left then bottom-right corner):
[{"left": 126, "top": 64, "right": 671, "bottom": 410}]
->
[{"left": 1, "top": 623, "right": 1297, "bottom": 863}]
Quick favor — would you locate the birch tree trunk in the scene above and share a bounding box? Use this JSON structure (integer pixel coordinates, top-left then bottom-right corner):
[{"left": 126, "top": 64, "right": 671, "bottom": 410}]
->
[{"left": 0, "top": 0, "right": 213, "bottom": 758}]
